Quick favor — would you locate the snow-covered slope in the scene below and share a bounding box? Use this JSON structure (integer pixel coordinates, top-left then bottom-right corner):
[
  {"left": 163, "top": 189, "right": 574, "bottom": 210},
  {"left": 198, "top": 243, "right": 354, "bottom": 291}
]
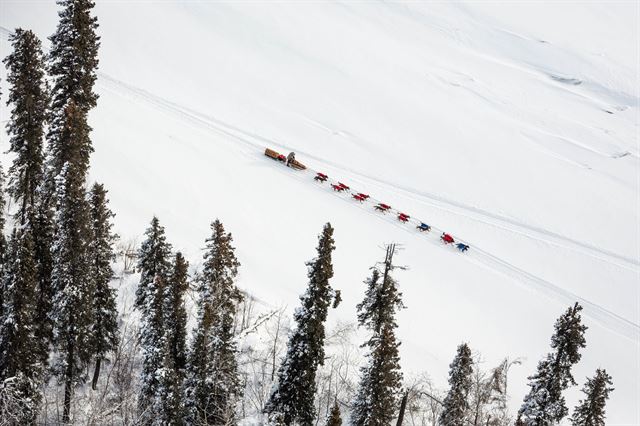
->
[{"left": 1, "top": 2, "right": 638, "bottom": 423}]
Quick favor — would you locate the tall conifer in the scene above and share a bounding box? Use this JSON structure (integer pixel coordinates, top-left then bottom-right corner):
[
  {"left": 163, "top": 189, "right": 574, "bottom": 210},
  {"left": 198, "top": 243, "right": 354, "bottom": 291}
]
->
[
  {"left": 438, "top": 343, "right": 474, "bottom": 426},
  {"left": 3, "top": 28, "right": 48, "bottom": 226},
  {"left": 265, "top": 223, "right": 337, "bottom": 425},
  {"left": 47, "top": 0, "right": 99, "bottom": 179},
  {"left": 3, "top": 28, "right": 49, "bottom": 364},
  {"left": 136, "top": 217, "right": 173, "bottom": 423},
  {"left": 185, "top": 220, "right": 242, "bottom": 425},
  {"left": 0, "top": 229, "right": 42, "bottom": 422},
  {"left": 351, "top": 244, "right": 404, "bottom": 426},
  {"left": 158, "top": 252, "right": 189, "bottom": 424},
  {"left": 50, "top": 158, "right": 94, "bottom": 423},
  {"left": 570, "top": 369, "right": 613, "bottom": 426},
  {"left": 88, "top": 183, "right": 119, "bottom": 390},
  {"left": 518, "top": 303, "right": 588, "bottom": 426},
  {"left": 47, "top": 6, "right": 101, "bottom": 413}
]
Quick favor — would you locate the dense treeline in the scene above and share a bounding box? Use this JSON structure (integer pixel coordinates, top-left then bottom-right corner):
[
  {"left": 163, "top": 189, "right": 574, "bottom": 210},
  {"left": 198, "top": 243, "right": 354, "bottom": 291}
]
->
[{"left": 0, "top": 1, "right": 614, "bottom": 425}]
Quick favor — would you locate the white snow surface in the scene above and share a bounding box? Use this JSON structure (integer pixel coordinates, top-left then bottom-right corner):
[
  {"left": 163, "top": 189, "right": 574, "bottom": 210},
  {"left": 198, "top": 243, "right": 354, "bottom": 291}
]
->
[{"left": 0, "top": 1, "right": 638, "bottom": 424}]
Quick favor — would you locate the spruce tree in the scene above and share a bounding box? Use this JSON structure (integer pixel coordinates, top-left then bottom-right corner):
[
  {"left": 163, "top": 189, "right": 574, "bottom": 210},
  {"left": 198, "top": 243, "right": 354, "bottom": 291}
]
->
[
  {"left": 0, "top": 229, "right": 43, "bottom": 422},
  {"left": 47, "top": 0, "right": 99, "bottom": 179},
  {"left": 136, "top": 217, "right": 172, "bottom": 423},
  {"left": 3, "top": 28, "right": 48, "bottom": 226},
  {"left": 138, "top": 274, "right": 167, "bottom": 424},
  {"left": 265, "top": 223, "right": 337, "bottom": 425},
  {"left": 46, "top": 5, "right": 100, "bottom": 397},
  {"left": 351, "top": 244, "right": 405, "bottom": 426},
  {"left": 3, "top": 28, "right": 50, "bottom": 363},
  {"left": 326, "top": 399, "right": 343, "bottom": 426},
  {"left": 518, "top": 303, "right": 588, "bottom": 426},
  {"left": 185, "top": 220, "right": 242, "bottom": 425},
  {"left": 136, "top": 216, "right": 172, "bottom": 311},
  {"left": 438, "top": 343, "right": 474, "bottom": 426},
  {"left": 570, "top": 369, "right": 613, "bottom": 426},
  {"left": 158, "top": 252, "right": 189, "bottom": 424},
  {"left": 88, "top": 183, "right": 119, "bottom": 390},
  {"left": 50, "top": 158, "right": 95, "bottom": 424}
]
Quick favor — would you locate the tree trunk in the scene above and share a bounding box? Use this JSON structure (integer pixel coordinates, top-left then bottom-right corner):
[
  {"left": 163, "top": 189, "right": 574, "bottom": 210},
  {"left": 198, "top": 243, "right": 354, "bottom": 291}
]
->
[
  {"left": 63, "top": 343, "right": 75, "bottom": 424},
  {"left": 396, "top": 389, "right": 409, "bottom": 426},
  {"left": 92, "top": 357, "right": 102, "bottom": 390}
]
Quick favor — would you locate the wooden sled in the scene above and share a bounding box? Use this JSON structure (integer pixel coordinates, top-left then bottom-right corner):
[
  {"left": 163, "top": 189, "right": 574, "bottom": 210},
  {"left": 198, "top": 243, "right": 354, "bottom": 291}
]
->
[{"left": 264, "top": 148, "right": 306, "bottom": 170}]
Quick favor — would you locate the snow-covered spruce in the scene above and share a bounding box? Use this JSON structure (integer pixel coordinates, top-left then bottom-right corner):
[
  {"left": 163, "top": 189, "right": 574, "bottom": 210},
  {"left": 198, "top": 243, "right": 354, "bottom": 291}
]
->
[
  {"left": 570, "top": 369, "right": 614, "bottom": 426},
  {"left": 158, "top": 252, "right": 189, "bottom": 424},
  {"left": 136, "top": 217, "right": 173, "bottom": 424},
  {"left": 438, "top": 343, "right": 474, "bottom": 426},
  {"left": 3, "top": 28, "right": 48, "bottom": 228},
  {"left": 47, "top": 0, "right": 99, "bottom": 181},
  {"left": 185, "top": 219, "right": 243, "bottom": 425},
  {"left": 517, "top": 303, "right": 588, "bottom": 426},
  {"left": 265, "top": 223, "right": 337, "bottom": 425},
  {"left": 0, "top": 229, "right": 43, "bottom": 423},
  {"left": 351, "top": 244, "right": 405, "bottom": 426},
  {"left": 50, "top": 160, "right": 95, "bottom": 424},
  {"left": 88, "top": 183, "right": 119, "bottom": 391},
  {"left": 2, "top": 28, "right": 50, "bottom": 368}
]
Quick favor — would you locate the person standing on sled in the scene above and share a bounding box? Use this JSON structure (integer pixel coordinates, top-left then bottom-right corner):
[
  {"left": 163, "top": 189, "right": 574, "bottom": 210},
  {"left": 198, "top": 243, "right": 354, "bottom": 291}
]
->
[{"left": 286, "top": 151, "right": 296, "bottom": 167}]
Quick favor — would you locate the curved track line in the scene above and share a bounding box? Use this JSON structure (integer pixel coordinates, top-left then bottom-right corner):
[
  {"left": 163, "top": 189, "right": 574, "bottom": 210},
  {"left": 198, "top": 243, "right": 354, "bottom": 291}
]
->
[
  {"left": 268, "top": 156, "right": 639, "bottom": 342},
  {"left": 96, "top": 74, "right": 639, "bottom": 341},
  {"left": 97, "top": 73, "right": 638, "bottom": 272}
]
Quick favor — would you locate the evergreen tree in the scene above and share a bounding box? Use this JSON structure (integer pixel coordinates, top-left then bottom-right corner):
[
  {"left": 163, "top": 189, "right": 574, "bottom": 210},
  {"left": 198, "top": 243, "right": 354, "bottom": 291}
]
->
[
  {"left": 0, "top": 229, "right": 43, "bottom": 422},
  {"left": 439, "top": 343, "right": 474, "bottom": 426},
  {"left": 50, "top": 158, "right": 95, "bottom": 424},
  {"left": 136, "top": 216, "right": 172, "bottom": 311},
  {"left": 3, "top": 28, "right": 51, "bottom": 364},
  {"left": 47, "top": 0, "right": 99, "bottom": 179},
  {"left": 517, "top": 303, "right": 588, "bottom": 426},
  {"left": 3, "top": 28, "right": 48, "bottom": 226},
  {"left": 326, "top": 399, "right": 342, "bottom": 426},
  {"left": 158, "top": 252, "right": 189, "bottom": 424},
  {"left": 136, "top": 217, "right": 173, "bottom": 423},
  {"left": 351, "top": 244, "right": 405, "bottom": 426},
  {"left": 88, "top": 183, "right": 119, "bottom": 390},
  {"left": 185, "top": 220, "right": 242, "bottom": 425},
  {"left": 138, "top": 274, "right": 167, "bottom": 425},
  {"left": 570, "top": 369, "right": 613, "bottom": 426},
  {"left": 46, "top": 5, "right": 100, "bottom": 401},
  {"left": 265, "top": 223, "right": 337, "bottom": 425}
]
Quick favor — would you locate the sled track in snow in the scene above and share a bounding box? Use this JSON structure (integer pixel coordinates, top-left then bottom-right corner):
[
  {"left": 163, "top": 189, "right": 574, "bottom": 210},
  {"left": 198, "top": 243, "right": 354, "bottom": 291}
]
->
[
  {"left": 97, "top": 73, "right": 640, "bottom": 342},
  {"left": 98, "top": 73, "right": 639, "bottom": 273},
  {"left": 271, "top": 161, "right": 640, "bottom": 343}
]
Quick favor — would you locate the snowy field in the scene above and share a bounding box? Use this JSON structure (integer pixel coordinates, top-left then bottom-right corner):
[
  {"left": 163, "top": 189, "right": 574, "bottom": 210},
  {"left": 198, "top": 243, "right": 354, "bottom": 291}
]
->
[{"left": 0, "top": 1, "right": 638, "bottom": 424}]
